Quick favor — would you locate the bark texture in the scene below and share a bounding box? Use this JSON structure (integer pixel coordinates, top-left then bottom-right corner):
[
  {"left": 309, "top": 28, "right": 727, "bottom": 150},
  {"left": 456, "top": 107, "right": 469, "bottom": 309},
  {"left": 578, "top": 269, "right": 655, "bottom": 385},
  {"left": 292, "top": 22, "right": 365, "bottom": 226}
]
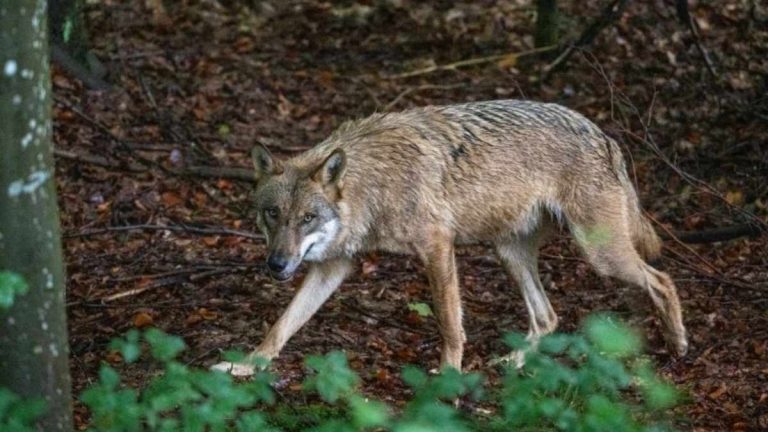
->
[{"left": 0, "top": 1, "right": 74, "bottom": 431}]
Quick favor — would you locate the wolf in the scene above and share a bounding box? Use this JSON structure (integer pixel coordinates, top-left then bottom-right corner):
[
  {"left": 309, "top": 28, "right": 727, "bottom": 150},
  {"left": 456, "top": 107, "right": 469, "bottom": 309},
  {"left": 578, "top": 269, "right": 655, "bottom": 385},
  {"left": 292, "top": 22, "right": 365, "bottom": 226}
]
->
[{"left": 211, "top": 99, "right": 688, "bottom": 376}]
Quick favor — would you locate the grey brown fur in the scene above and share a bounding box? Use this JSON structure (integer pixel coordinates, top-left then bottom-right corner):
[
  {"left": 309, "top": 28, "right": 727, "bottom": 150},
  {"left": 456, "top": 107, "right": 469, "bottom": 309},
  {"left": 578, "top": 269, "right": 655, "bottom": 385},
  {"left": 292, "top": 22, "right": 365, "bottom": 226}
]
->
[{"left": 212, "top": 99, "right": 687, "bottom": 376}]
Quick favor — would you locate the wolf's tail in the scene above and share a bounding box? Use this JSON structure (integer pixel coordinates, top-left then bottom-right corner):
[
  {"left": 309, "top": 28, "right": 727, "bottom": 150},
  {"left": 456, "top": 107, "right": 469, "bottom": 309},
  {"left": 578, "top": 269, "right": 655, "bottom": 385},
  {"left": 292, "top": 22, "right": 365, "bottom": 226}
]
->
[{"left": 607, "top": 139, "right": 663, "bottom": 261}]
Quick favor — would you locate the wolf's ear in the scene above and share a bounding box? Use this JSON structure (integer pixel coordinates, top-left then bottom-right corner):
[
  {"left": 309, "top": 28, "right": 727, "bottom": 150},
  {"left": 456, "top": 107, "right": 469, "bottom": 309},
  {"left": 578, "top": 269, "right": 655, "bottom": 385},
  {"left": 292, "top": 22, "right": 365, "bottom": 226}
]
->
[
  {"left": 312, "top": 149, "right": 346, "bottom": 186},
  {"left": 251, "top": 145, "right": 282, "bottom": 179}
]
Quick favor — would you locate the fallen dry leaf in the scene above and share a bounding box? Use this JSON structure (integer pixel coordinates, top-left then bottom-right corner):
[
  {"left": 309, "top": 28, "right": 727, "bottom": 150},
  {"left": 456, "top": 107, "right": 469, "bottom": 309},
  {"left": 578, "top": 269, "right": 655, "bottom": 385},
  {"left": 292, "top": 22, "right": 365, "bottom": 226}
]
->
[
  {"left": 161, "top": 191, "right": 185, "bottom": 207},
  {"left": 133, "top": 312, "right": 154, "bottom": 328}
]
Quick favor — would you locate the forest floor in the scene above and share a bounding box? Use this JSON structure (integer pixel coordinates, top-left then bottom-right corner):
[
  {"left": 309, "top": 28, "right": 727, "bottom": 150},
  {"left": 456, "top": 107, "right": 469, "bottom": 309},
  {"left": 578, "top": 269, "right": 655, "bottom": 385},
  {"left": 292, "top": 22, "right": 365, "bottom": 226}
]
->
[{"left": 53, "top": 1, "right": 767, "bottom": 430}]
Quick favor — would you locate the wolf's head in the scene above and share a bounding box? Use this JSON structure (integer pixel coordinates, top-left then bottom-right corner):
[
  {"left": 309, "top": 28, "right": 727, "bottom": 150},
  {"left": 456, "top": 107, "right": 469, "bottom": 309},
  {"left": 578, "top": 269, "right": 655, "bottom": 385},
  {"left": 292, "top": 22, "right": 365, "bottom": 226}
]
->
[{"left": 250, "top": 145, "right": 346, "bottom": 281}]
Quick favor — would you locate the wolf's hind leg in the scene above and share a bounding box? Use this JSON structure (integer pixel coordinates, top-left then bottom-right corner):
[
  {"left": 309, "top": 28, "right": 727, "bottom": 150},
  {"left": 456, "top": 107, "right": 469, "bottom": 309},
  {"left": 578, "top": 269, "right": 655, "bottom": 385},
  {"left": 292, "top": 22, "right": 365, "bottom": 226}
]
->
[
  {"left": 568, "top": 198, "right": 688, "bottom": 356},
  {"left": 493, "top": 227, "right": 557, "bottom": 367}
]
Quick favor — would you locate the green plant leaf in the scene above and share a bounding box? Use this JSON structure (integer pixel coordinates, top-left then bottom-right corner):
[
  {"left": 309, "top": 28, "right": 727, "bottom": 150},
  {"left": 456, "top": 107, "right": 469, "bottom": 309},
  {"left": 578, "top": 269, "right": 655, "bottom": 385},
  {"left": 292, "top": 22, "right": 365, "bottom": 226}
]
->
[
  {"left": 304, "top": 351, "right": 359, "bottom": 403},
  {"left": 401, "top": 366, "right": 427, "bottom": 389},
  {"left": 407, "top": 302, "right": 433, "bottom": 317},
  {"left": 109, "top": 329, "right": 142, "bottom": 363},
  {"left": 585, "top": 314, "right": 642, "bottom": 358},
  {"left": 99, "top": 365, "right": 120, "bottom": 390},
  {"left": 349, "top": 395, "right": 389, "bottom": 428},
  {"left": 144, "top": 328, "right": 186, "bottom": 362}
]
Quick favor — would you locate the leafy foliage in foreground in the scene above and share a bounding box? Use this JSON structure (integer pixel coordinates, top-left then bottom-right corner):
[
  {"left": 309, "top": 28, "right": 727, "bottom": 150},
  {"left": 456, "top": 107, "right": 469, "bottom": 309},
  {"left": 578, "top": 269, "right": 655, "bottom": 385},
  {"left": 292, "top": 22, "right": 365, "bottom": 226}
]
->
[
  {"left": 79, "top": 315, "right": 680, "bottom": 432},
  {"left": 0, "top": 388, "right": 45, "bottom": 432},
  {"left": 0, "top": 272, "right": 43, "bottom": 432}
]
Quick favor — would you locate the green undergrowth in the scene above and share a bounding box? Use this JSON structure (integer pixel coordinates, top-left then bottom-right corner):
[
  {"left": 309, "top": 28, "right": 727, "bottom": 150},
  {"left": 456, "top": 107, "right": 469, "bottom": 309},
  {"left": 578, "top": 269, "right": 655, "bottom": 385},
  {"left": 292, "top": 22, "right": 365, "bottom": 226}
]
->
[
  {"left": 77, "top": 314, "right": 682, "bottom": 432},
  {"left": 0, "top": 268, "right": 682, "bottom": 432}
]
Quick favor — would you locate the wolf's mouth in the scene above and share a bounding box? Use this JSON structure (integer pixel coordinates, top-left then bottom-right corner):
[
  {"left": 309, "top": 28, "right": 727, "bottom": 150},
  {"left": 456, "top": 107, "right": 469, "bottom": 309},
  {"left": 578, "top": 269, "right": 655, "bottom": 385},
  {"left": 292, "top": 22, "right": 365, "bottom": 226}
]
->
[
  {"left": 303, "top": 242, "right": 316, "bottom": 259},
  {"left": 271, "top": 272, "right": 294, "bottom": 283}
]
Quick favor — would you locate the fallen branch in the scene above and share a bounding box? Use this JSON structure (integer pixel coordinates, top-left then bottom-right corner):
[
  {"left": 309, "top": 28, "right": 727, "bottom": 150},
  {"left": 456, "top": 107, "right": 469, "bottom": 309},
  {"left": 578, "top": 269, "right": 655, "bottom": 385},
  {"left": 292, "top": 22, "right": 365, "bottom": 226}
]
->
[
  {"left": 100, "top": 266, "right": 249, "bottom": 302},
  {"left": 386, "top": 45, "right": 556, "bottom": 80},
  {"left": 55, "top": 147, "right": 257, "bottom": 181},
  {"left": 663, "top": 224, "right": 764, "bottom": 244},
  {"left": 179, "top": 166, "right": 255, "bottom": 182},
  {"left": 646, "top": 212, "right": 723, "bottom": 275},
  {"left": 51, "top": 43, "right": 111, "bottom": 91},
  {"left": 65, "top": 223, "right": 263, "bottom": 240},
  {"left": 543, "top": 0, "right": 630, "bottom": 80},
  {"left": 54, "top": 148, "right": 146, "bottom": 172}
]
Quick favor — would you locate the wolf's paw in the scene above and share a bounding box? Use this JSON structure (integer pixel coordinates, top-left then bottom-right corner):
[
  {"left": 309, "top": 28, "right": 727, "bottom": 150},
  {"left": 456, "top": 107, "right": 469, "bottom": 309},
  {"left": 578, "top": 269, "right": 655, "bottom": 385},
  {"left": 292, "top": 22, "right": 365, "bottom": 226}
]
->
[
  {"left": 210, "top": 361, "right": 256, "bottom": 377},
  {"left": 674, "top": 337, "right": 689, "bottom": 357},
  {"left": 488, "top": 350, "right": 527, "bottom": 369}
]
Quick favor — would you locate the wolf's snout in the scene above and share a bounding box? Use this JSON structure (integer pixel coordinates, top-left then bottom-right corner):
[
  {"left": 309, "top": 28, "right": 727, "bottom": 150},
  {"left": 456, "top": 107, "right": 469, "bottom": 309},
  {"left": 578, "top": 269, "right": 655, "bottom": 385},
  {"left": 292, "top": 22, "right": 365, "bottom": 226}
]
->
[{"left": 267, "top": 254, "right": 289, "bottom": 273}]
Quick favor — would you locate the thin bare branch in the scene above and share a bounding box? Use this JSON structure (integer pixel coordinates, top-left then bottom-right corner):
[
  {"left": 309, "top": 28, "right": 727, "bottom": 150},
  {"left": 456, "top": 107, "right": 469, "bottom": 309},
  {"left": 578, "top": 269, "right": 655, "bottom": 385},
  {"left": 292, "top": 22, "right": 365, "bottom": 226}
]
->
[
  {"left": 543, "top": 0, "right": 630, "bottom": 80},
  {"left": 386, "top": 46, "right": 556, "bottom": 80},
  {"left": 64, "top": 223, "right": 263, "bottom": 240}
]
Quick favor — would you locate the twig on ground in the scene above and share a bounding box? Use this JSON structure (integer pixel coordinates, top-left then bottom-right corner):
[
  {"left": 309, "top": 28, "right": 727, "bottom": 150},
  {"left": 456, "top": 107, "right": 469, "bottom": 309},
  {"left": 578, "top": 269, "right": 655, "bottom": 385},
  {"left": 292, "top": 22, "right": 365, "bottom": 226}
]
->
[
  {"left": 65, "top": 223, "right": 263, "bottom": 240},
  {"left": 543, "top": 0, "right": 630, "bottom": 80},
  {"left": 645, "top": 212, "right": 722, "bottom": 275},
  {"left": 99, "top": 265, "right": 252, "bottom": 303},
  {"left": 54, "top": 149, "right": 146, "bottom": 172},
  {"left": 386, "top": 45, "right": 556, "bottom": 80},
  {"left": 340, "top": 307, "right": 432, "bottom": 336},
  {"left": 675, "top": 0, "right": 718, "bottom": 78},
  {"left": 107, "top": 49, "right": 165, "bottom": 61},
  {"left": 624, "top": 128, "right": 768, "bottom": 231},
  {"left": 185, "top": 346, "right": 225, "bottom": 367},
  {"left": 345, "top": 77, "right": 383, "bottom": 111},
  {"left": 138, "top": 74, "right": 159, "bottom": 110},
  {"left": 384, "top": 83, "right": 466, "bottom": 111},
  {"left": 54, "top": 97, "right": 258, "bottom": 181},
  {"left": 580, "top": 52, "right": 767, "bottom": 232},
  {"left": 100, "top": 278, "right": 179, "bottom": 302},
  {"left": 55, "top": 147, "right": 256, "bottom": 181},
  {"left": 137, "top": 73, "right": 215, "bottom": 161},
  {"left": 110, "top": 267, "right": 210, "bottom": 282},
  {"left": 53, "top": 95, "right": 165, "bottom": 173},
  {"left": 180, "top": 165, "right": 255, "bottom": 182},
  {"left": 189, "top": 268, "right": 236, "bottom": 282},
  {"left": 651, "top": 221, "right": 765, "bottom": 298}
]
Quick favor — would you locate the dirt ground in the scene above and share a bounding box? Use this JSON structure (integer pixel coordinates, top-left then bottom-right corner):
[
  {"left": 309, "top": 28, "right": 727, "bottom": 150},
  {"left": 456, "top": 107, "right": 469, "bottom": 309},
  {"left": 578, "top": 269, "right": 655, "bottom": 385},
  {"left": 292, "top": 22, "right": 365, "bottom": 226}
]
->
[{"left": 54, "top": 1, "right": 767, "bottom": 430}]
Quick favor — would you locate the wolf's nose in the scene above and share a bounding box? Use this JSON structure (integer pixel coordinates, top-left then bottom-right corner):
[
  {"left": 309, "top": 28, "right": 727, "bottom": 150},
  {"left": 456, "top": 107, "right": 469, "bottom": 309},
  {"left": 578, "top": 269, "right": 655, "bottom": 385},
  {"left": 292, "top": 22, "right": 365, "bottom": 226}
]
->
[{"left": 267, "top": 255, "right": 288, "bottom": 273}]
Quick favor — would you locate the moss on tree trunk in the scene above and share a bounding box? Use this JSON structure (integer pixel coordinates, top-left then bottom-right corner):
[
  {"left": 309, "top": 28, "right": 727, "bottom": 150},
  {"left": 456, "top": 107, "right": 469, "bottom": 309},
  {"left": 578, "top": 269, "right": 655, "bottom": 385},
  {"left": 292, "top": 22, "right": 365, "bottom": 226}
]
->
[{"left": 0, "top": 1, "right": 74, "bottom": 431}]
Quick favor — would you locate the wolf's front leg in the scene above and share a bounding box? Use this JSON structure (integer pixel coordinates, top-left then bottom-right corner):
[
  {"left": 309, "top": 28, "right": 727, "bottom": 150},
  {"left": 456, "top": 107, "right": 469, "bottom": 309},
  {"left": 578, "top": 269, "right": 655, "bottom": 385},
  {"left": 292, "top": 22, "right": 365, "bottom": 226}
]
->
[
  {"left": 211, "top": 258, "right": 353, "bottom": 376},
  {"left": 418, "top": 231, "right": 466, "bottom": 372}
]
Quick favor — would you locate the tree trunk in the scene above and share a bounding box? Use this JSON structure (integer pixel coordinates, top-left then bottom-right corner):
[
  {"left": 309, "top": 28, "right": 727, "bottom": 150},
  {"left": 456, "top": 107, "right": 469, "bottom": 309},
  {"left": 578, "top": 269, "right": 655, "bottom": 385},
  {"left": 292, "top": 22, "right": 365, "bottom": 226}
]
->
[
  {"left": 0, "top": 1, "right": 74, "bottom": 431},
  {"left": 535, "top": 0, "right": 559, "bottom": 48}
]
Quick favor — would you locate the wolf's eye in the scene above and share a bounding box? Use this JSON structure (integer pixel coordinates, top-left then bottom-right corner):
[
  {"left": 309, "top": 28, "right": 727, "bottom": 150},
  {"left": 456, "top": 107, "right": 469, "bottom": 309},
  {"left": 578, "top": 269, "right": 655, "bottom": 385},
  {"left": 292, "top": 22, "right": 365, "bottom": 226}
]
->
[
  {"left": 265, "top": 208, "right": 279, "bottom": 219},
  {"left": 302, "top": 213, "right": 316, "bottom": 224}
]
